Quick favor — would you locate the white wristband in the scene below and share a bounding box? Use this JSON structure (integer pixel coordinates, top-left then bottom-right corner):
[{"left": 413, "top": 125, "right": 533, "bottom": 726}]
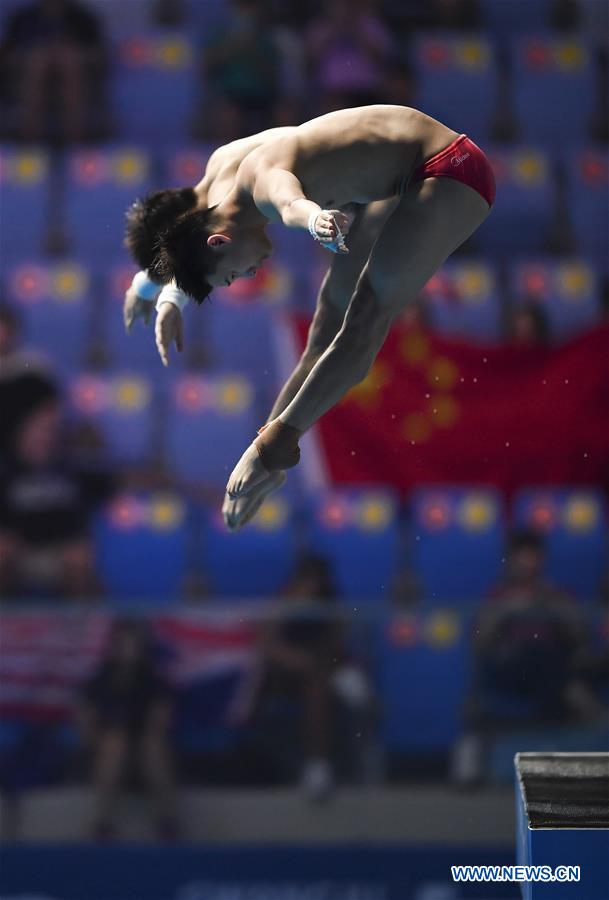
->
[
  {"left": 156, "top": 280, "right": 189, "bottom": 314},
  {"left": 308, "top": 210, "right": 320, "bottom": 239},
  {"left": 132, "top": 270, "right": 162, "bottom": 301}
]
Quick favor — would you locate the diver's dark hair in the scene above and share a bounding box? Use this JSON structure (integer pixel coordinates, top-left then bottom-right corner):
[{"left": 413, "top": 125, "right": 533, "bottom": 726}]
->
[
  {"left": 123, "top": 187, "right": 197, "bottom": 271},
  {"left": 151, "top": 207, "right": 218, "bottom": 305}
]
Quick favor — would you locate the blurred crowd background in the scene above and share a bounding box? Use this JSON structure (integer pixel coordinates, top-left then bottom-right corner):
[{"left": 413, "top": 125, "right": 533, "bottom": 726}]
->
[{"left": 0, "top": 0, "right": 608, "bottom": 853}]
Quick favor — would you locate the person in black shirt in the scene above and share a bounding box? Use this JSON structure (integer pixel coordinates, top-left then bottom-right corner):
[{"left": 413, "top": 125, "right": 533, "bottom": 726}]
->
[
  {"left": 80, "top": 618, "right": 179, "bottom": 840},
  {"left": 0, "top": 0, "right": 107, "bottom": 142},
  {"left": 0, "top": 372, "right": 110, "bottom": 599}
]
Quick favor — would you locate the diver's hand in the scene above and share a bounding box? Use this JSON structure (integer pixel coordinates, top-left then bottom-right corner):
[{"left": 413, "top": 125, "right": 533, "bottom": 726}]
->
[
  {"left": 123, "top": 287, "right": 154, "bottom": 332},
  {"left": 155, "top": 301, "right": 184, "bottom": 367},
  {"left": 311, "top": 209, "right": 349, "bottom": 254}
]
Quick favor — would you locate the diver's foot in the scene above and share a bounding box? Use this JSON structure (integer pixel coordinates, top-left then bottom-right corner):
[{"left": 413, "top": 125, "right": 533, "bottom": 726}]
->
[{"left": 222, "top": 470, "right": 286, "bottom": 531}]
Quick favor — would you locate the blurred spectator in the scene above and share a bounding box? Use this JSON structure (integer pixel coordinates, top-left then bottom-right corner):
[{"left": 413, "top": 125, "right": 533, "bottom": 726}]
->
[
  {"left": 80, "top": 618, "right": 179, "bottom": 840},
  {"left": 428, "top": 0, "right": 481, "bottom": 28},
  {"left": 0, "top": 302, "right": 53, "bottom": 381},
  {"left": 0, "top": 0, "right": 108, "bottom": 143},
  {"left": 452, "top": 530, "right": 606, "bottom": 785},
  {"left": 507, "top": 301, "right": 550, "bottom": 348},
  {"left": 306, "top": 0, "right": 395, "bottom": 114},
  {"left": 254, "top": 555, "right": 372, "bottom": 799},
  {"left": 0, "top": 372, "right": 111, "bottom": 599},
  {"left": 200, "top": 0, "right": 285, "bottom": 140}
]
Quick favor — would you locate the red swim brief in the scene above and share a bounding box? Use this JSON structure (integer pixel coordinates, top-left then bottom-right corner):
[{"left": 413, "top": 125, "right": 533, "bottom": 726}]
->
[{"left": 412, "top": 134, "right": 496, "bottom": 207}]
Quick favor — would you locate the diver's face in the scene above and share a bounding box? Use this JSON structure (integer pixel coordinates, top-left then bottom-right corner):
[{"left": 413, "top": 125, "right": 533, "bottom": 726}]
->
[{"left": 207, "top": 230, "right": 271, "bottom": 288}]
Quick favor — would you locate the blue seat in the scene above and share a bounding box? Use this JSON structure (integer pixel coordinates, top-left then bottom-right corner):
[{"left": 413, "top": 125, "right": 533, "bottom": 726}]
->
[
  {"left": 94, "top": 491, "right": 189, "bottom": 599},
  {"left": 0, "top": 148, "right": 50, "bottom": 260},
  {"left": 68, "top": 371, "right": 157, "bottom": 464},
  {"left": 165, "top": 372, "right": 258, "bottom": 486},
  {"left": 4, "top": 260, "right": 92, "bottom": 374},
  {"left": 510, "top": 37, "right": 595, "bottom": 144},
  {"left": 410, "top": 487, "right": 506, "bottom": 603},
  {"left": 413, "top": 34, "right": 498, "bottom": 140},
  {"left": 510, "top": 259, "right": 601, "bottom": 340},
  {"left": 111, "top": 32, "right": 196, "bottom": 144},
  {"left": 64, "top": 147, "right": 152, "bottom": 260},
  {"left": 423, "top": 260, "right": 502, "bottom": 341},
  {"left": 379, "top": 609, "right": 470, "bottom": 751},
  {"left": 308, "top": 488, "right": 400, "bottom": 602},
  {"left": 476, "top": 146, "right": 555, "bottom": 252},
  {"left": 512, "top": 488, "right": 608, "bottom": 600},
  {"left": 200, "top": 495, "right": 297, "bottom": 598},
  {"left": 481, "top": 0, "right": 556, "bottom": 34},
  {"left": 205, "top": 294, "right": 278, "bottom": 386},
  {"left": 565, "top": 148, "right": 609, "bottom": 259},
  {"left": 101, "top": 261, "right": 206, "bottom": 373},
  {"left": 161, "top": 144, "right": 216, "bottom": 186}
]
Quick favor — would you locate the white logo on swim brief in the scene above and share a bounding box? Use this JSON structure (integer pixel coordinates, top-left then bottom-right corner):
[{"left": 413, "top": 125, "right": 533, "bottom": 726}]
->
[{"left": 451, "top": 152, "right": 471, "bottom": 166}]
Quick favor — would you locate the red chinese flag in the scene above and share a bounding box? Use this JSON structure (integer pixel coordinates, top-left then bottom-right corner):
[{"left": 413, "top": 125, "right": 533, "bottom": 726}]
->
[{"left": 294, "top": 319, "right": 609, "bottom": 495}]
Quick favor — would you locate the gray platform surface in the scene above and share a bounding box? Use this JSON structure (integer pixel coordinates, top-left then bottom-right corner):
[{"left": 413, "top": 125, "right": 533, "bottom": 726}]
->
[{"left": 516, "top": 752, "right": 609, "bottom": 829}]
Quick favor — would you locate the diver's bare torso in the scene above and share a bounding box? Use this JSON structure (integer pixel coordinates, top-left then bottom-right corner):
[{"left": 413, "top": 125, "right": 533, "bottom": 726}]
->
[
  {"left": 195, "top": 127, "right": 295, "bottom": 208},
  {"left": 237, "top": 106, "right": 459, "bottom": 214}
]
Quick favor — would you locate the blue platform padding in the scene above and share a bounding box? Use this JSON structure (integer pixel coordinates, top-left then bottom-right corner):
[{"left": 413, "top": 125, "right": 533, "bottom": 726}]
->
[
  {"left": 200, "top": 496, "right": 297, "bottom": 598},
  {"left": 4, "top": 260, "right": 92, "bottom": 373},
  {"left": 511, "top": 37, "right": 595, "bottom": 144},
  {"left": 564, "top": 148, "right": 609, "bottom": 258},
  {"left": 0, "top": 844, "right": 518, "bottom": 900},
  {"left": 481, "top": 0, "right": 555, "bottom": 34},
  {"left": 423, "top": 260, "right": 502, "bottom": 341},
  {"left": 0, "top": 147, "right": 50, "bottom": 260},
  {"left": 307, "top": 488, "right": 400, "bottom": 602},
  {"left": 413, "top": 35, "right": 498, "bottom": 140},
  {"left": 64, "top": 147, "right": 152, "bottom": 259},
  {"left": 111, "top": 32, "right": 196, "bottom": 144},
  {"left": 380, "top": 610, "right": 471, "bottom": 750},
  {"left": 476, "top": 147, "right": 556, "bottom": 252},
  {"left": 165, "top": 373, "right": 258, "bottom": 485},
  {"left": 509, "top": 259, "right": 600, "bottom": 340},
  {"left": 490, "top": 724, "right": 609, "bottom": 783},
  {"left": 410, "top": 487, "right": 506, "bottom": 602},
  {"left": 512, "top": 488, "right": 608, "bottom": 600},
  {"left": 515, "top": 753, "right": 609, "bottom": 899},
  {"left": 94, "top": 492, "right": 189, "bottom": 599},
  {"left": 68, "top": 371, "right": 157, "bottom": 464}
]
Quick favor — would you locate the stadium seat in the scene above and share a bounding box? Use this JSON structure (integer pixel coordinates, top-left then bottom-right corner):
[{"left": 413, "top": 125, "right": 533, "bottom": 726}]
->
[
  {"left": 379, "top": 609, "right": 471, "bottom": 751},
  {"left": 68, "top": 371, "right": 157, "bottom": 464},
  {"left": 564, "top": 148, "right": 609, "bottom": 259},
  {"left": 413, "top": 34, "right": 498, "bottom": 140},
  {"left": 476, "top": 147, "right": 556, "bottom": 252},
  {"left": 512, "top": 488, "right": 608, "bottom": 600},
  {"left": 64, "top": 147, "right": 152, "bottom": 260},
  {"left": 422, "top": 260, "right": 502, "bottom": 341},
  {"left": 111, "top": 32, "right": 197, "bottom": 144},
  {"left": 481, "top": 0, "right": 558, "bottom": 34},
  {"left": 165, "top": 372, "right": 258, "bottom": 486},
  {"left": 307, "top": 488, "right": 400, "bottom": 602},
  {"left": 0, "top": 148, "right": 50, "bottom": 260},
  {"left": 510, "top": 259, "right": 600, "bottom": 339},
  {"left": 5, "top": 260, "right": 92, "bottom": 374},
  {"left": 510, "top": 37, "right": 595, "bottom": 144},
  {"left": 205, "top": 293, "right": 278, "bottom": 386},
  {"left": 200, "top": 495, "right": 297, "bottom": 597},
  {"left": 94, "top": 492, "right": 189, "bottom": 599},
  {"left": 101, "top": 262, "right": 207, "bottom": 372},
  {"left": 161, "top": 145, "right": 216, "bottom": 187},
  {"left": 409, "top": 487, "right": 506, "bottom": 602}
]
